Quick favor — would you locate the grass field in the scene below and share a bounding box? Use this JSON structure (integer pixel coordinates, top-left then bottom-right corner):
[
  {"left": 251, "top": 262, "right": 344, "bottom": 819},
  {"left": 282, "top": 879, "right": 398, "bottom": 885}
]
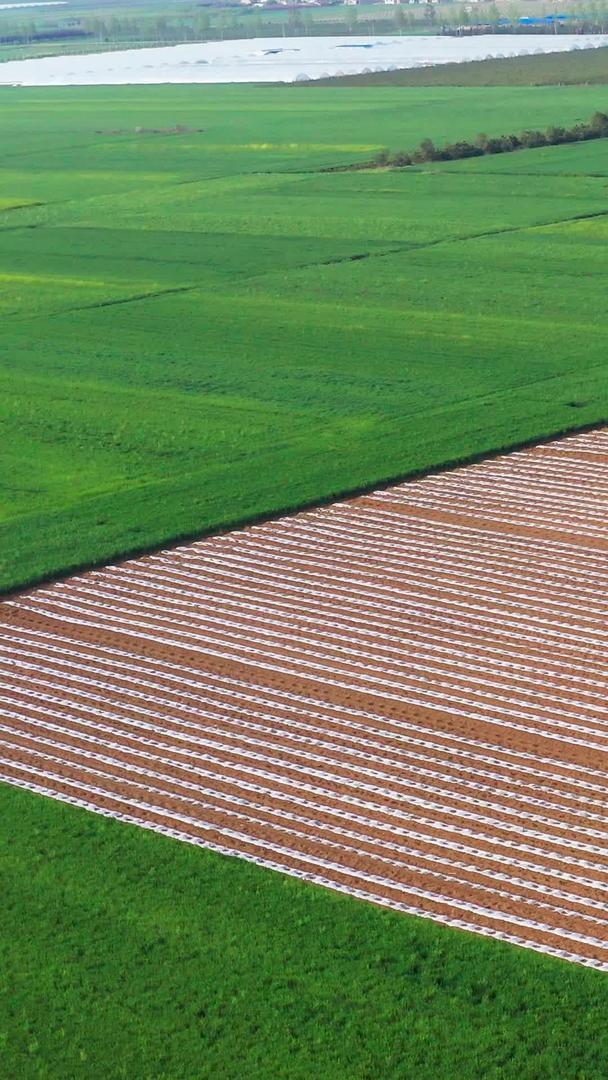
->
[
  {"left": 3, "top": 782, "right": 608, "bottom": 1079},
  {"left": 2, "top": 80, "right": 608, "bottom": 1078},
  {"left": 1, "top": 83, "right": 608, "bottom": 593}
]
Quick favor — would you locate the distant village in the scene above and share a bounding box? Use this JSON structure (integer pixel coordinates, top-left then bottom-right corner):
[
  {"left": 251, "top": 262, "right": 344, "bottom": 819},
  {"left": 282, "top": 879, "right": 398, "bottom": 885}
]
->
[
  {"left": 0, "top": 0, "right": 596, "bottom": 48},
  {"left": 237, "top": 0, "right": 579, "bottom": 21}
]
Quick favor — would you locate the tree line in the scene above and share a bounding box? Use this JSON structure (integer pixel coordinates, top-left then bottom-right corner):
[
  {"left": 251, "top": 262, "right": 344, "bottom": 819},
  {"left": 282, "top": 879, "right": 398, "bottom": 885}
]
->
[{"left": 373, "top": 111, "right": 608, "bottom": 168}]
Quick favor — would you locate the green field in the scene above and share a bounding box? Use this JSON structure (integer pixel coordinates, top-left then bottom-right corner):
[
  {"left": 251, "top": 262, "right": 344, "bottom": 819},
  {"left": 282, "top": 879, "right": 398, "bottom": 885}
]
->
[
  {"left": 1, "top": 83, "right": 608, "bottom": 592},
  {"left": 4, "top": 782, "right": 608, "bottom": 1079},
  {"left": 3, "top": 80, "right": 608, "bottom": 1077}
]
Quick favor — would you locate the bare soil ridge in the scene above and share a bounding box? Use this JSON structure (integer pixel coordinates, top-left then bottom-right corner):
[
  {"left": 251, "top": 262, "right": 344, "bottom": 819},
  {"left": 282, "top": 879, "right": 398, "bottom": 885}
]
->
[{"left": 1, "top": 427, "right": 607, "bottom": 968}]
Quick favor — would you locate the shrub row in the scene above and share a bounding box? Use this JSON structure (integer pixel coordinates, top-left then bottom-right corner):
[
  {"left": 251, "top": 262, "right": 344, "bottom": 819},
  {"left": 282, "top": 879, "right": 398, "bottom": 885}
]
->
[{"left": 374, "top": 110, "right": 608, "bottom": 167}]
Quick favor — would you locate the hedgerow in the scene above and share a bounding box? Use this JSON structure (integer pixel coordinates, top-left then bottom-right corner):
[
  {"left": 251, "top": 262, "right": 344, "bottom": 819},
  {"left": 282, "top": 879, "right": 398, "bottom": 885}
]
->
[{"left": 374, "top": 110, "right": 608, "bottom": 167}]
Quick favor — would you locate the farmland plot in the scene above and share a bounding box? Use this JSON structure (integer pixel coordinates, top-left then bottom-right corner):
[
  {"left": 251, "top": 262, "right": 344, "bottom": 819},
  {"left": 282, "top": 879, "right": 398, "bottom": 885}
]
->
[
  {"left": 2, "top": 85, "right": 608, "bottom": 592},
  {"left": 1, "top": 427, "right": 607, "bottom": 969}
]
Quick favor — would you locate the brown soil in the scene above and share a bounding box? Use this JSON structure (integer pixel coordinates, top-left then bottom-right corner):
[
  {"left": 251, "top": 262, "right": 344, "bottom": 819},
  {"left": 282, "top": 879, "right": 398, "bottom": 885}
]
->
[{"left": 1, "top": 427, "right": 607, "bottom": 968}]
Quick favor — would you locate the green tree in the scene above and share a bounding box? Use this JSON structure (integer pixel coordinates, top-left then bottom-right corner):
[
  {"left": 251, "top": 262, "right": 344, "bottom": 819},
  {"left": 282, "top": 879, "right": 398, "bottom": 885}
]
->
[
  {"left": 155, "top": 15, "right": 168, "bottom": 40},
  {"left": 288, "top": 8, "right": 304, "bottom": 32},
  {"left": 194, "top": 11, "right": 210, "bottom": 37}
]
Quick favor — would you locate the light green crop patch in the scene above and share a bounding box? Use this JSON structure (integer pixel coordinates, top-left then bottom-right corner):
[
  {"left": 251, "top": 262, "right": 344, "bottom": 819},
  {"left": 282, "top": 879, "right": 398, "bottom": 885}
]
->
[
  {"left": 211, "top": 141, "right": 379, "bottom": 151},
  {"left": 0, "top": 198, "right": 42, "bottom": 210}
]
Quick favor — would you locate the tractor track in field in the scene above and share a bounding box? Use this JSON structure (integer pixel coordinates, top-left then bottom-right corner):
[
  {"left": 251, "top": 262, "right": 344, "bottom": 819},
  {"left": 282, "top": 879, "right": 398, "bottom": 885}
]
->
[{"left": 1, "top": 427, "right": 607, "bottom": 969}]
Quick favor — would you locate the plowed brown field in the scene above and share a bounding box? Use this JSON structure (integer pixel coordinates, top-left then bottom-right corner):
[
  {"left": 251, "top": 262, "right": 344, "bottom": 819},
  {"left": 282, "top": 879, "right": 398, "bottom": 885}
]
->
[{"left": 2, "top": 428, "right": 607, "bottom": 969}]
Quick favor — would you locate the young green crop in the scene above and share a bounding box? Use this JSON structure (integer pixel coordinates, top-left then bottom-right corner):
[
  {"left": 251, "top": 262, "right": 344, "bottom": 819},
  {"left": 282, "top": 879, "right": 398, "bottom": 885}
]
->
[
  {"left": 1, "top": 83, "right": 607, "bottom": 594},
  {"left": 3, "top": 782, "right": 608, "bottom": 1080}
]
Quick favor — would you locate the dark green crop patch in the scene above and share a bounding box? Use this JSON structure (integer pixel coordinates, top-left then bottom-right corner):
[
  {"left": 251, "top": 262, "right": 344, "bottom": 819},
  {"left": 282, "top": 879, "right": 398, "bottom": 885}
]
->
[{"left": 3, "top": 782, "right": 608, "bottom": 1080}]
